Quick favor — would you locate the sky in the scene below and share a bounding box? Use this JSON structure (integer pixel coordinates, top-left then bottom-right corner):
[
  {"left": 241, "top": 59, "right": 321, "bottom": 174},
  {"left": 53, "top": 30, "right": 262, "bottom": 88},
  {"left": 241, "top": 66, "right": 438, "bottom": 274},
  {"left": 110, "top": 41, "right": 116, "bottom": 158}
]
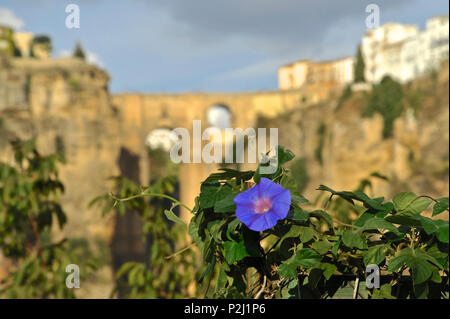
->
[{"left": 0, "top": 0, "right": 448, "bottom": 93}]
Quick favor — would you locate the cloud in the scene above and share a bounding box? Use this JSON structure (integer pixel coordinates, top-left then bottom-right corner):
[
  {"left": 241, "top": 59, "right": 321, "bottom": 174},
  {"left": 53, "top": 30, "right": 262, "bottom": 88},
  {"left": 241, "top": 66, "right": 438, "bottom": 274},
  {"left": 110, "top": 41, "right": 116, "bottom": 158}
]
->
[
  {"left": 151, "top": 0, "right": 409, "bottom": 53},
  {"left": 0, "top": 8, "right": 25, "bottom": 30},
  {"left": 142, "top": 0, "right": 411, "bottom": 90}
]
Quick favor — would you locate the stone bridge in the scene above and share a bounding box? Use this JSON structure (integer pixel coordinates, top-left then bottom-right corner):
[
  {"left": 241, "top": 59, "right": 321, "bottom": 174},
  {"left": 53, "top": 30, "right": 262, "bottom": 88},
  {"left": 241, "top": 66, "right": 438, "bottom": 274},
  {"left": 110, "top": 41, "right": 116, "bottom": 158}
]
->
[{"left": 110, "top": 89, "right": 331, "bottom": 220}]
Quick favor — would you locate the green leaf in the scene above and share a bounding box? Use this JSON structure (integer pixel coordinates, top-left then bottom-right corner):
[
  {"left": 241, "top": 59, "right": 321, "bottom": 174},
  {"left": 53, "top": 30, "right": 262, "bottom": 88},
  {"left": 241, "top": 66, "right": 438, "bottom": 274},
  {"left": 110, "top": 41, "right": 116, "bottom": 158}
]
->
[
  {"left": 393, "top": 192, "right": 432, "bottom": 217},
  {"left": 289, "top": 207, "right": 309, "bottom": 223},
  {"left": 215, "top": 264, "right": 229, "bottom": 293},
  {"left": 317, "top": 263, "right": 337, "bottom": 280},
  {"left": 293, "top": 248, "right": 322, "bottom": 268},
  {"left": 362, "top": 218, "right": 400, "bottom": 235},
  {"left": 299, "top": 226, "right": 317, "bottom": 243},
  {"left": 291, "top": 194, "right": 309, "bottom": 205},
  {"left": 342, "top": 230, "right": 368, "bottom": 250},
  {"left": 223, "top": 240, "right": 250, "bottom": 264},
  {"left": 364, "top": 245, "right": 387, "bottom": 266},
  {"left": 214, "top": 187, "right": 237, "bottom": 213},
  {"left": 311, "top": 240, "right": 332, "bottom": 255},
  {"left": 317, "top": 186, "right": 385, "bottom": 211},
  {"left": 280, "top": 175, "right": 298, "bottom": 194},
  {"left": 278, "top": 146, "right": 295, "bottom": 165},
  {"left": 371, "top": 284, "right": 396, "bottom": 299},
  {"left": 384, "top": 215, "right": 422, "bottom": 227},
  {"left": 393, "top": 192, "right": 417, "bottom": 211},
  {"left": 278, "top": 262, "right": 298, "bottom": 280},
  {"left": 435, "top": 220, "right": 449, "bottom": 244},
  {"left": 199, "top": 184, "right": 219, "bottom": 209},
  {"left": 309, "top": 210, "right": 333, "bottom": 228},
  {"left": 433, "top": 197, "right": 449, "bottom": 216},
  {"left": 199, "top": 259, "right": 216, "bottom": 283},
  {"left": 388, "top": 247, "right": 440, "bottom": 285},
  {"left": 388, "top": 247, "right": 413, "bottom": 272},
  {"left": 164, "top": 209, "right": 186, "bottom": 226}
]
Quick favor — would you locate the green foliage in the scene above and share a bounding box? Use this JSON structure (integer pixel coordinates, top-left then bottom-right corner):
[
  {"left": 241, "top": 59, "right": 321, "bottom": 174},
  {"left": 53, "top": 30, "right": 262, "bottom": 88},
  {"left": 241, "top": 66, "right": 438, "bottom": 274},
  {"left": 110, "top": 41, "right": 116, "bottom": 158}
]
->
[
  {"left": 405, "top": 87, "right": 424, "bottom": 117},
  {"left": 354, "top": 44, "right": 365, "bottom": 83},
  {"left": 0, "top": 139, "right": 98, "bottom": 298},
  {"left": 73, "top": 42, "right": 86, "bottom": 60},
  {"left": 314, "top": 122, "right": 326, "bottom": 165},
  {"left": 31, "top": 35, "right": 52, "bottom": 55},
  {"left": 91, "top": 175, "right": 199, "bottom": 298},
  {"left": 363, "top": 76, "right": 404, "bottom": 138},
  {"left": 336, "top": 84, "right": 352, "bottom": 110},
  {"left": 112, "top": 146, "right": 448, "bottom": 299},
  {"left": 184, "top": 147, "right": 449, "bottom": 299},
  {"left": 288, "top": 157, "right": 309, "bottom": 194}
]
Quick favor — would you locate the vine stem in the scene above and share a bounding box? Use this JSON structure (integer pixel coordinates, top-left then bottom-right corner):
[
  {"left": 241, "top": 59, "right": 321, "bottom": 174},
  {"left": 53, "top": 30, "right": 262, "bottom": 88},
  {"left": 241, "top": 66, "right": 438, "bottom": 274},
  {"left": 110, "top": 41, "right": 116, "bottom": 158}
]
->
[
  {"left": 110, "top": 192, "right": 193, "bottom": 213},
  {"left": 27, "top": 211, "right": 45, "bottom": 266},
  {"left": 417, "top": 195, "right": 449, "bottom": 212},
  {"left": 332, "top": 218, "right": 360, "bottom": 229},
  {"left": 165, "top": 243, "right": 196, "bottom": 260},
  {"left": 352, "top": 277, "right": 361, "bottom": 299},
  {"left": 254, "top": 275, "right": 267, "bottom": 299}
]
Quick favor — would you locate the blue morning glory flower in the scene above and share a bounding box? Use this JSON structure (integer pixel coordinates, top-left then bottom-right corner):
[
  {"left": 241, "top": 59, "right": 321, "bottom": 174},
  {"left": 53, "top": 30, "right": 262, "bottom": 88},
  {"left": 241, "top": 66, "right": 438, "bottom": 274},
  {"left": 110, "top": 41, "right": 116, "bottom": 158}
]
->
[{"left": 234, "top": 177, "right": 291, "bottom": 231}]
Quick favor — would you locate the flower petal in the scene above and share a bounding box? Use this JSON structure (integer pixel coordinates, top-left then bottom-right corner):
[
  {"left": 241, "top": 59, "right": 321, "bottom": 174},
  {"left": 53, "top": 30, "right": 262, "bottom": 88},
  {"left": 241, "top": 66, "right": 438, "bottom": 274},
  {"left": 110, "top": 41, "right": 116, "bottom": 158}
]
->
[
  {"left": 270, "top": 189, "right": 291, "bottom": 219},
  {"left": 236, "top": 204, "right": 258, "bottom": 226},
  {"left": 247, "top": 212, "right": 278, "bottom": 231},
  {"left": 234, "top": 183, "right": 260, "bottom": 206},
  {"left": 258, "top": 177, "right": 286, "bottom": 200}
]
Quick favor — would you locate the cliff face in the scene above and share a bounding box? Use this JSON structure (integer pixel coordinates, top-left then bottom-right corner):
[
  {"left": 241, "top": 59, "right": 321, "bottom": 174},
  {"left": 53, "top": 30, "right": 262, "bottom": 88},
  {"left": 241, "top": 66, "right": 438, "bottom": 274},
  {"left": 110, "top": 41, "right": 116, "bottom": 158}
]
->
[
  {"left": 265, "top": 61, "right": 449, "bottom": 208},
  {"left": 0, "top": 57, "right": 122, "bottom": 296},
  {"left": 0, "top": 56, "right": 448, "bottom": 297}
]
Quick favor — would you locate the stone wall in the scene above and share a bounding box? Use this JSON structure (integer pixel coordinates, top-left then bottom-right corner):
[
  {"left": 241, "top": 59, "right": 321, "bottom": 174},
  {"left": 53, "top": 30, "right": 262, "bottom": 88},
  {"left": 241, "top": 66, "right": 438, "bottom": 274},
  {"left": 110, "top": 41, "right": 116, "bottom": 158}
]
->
[{"left": 0, "top": 56, "right": 448, "bottom": 297}]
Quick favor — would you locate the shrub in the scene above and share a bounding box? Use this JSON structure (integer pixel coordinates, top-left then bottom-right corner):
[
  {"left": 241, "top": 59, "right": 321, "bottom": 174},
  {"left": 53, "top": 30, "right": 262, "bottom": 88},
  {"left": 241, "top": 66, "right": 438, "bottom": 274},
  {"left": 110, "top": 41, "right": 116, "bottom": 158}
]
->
[
  {"left": 0, "top": 140, "right": 98, "bottom": 298},
  {"left": 363, "top": 76, "right": 404, "bottom": 138},
  {"left": 112, "top": 146, "right": 449, "bottom": 299}
]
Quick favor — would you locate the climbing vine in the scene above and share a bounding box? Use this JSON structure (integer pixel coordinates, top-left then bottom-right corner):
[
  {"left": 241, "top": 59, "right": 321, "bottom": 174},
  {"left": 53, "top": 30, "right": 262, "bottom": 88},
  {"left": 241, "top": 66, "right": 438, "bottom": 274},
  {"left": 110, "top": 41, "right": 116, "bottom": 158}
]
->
[{"left": 110, "top": 146, "right": 449, "bottom": 299}]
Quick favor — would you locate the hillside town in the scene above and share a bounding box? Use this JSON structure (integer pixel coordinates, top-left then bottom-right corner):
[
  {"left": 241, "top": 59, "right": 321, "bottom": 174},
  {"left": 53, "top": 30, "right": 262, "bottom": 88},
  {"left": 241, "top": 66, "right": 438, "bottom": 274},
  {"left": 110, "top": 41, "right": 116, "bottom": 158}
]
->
[{"left": 279, "top": 15, "right": 449, "bottom": 89}]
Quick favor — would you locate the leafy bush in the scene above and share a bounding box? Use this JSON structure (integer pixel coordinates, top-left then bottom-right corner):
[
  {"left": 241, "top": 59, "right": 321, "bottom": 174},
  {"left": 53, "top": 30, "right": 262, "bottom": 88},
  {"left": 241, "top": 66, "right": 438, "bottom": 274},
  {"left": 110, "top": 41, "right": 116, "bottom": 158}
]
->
[
  {"left": 112, "top": 146, "right": 449, "bottom": 299},
  {"left": 314, "top": 122, "right": 326, "bottom": 165},
  {"left": 91, "top": 175, "right": 199, "bottom": 298},
  {"left": 289, "top": 158, "right": 309, "bottom": 194},
  {"left": 363, "top": 76, "right": 404, "bottom": 138},
  {"left": 354, "top": 44, "right": 365, "bottom": 83},
  {"left": 0, "top": 140, "right": 98, "bottom": 298},
  {"left": 336, "top": 84, "right": 352, "bottom": 110}
]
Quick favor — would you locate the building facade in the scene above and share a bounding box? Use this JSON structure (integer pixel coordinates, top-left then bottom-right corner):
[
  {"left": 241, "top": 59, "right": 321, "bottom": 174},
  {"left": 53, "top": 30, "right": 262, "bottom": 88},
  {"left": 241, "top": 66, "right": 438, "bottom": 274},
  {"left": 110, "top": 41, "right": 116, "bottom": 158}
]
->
[
  {"left": 280, "top": 15, "right": 449, "bottom": 89},
  {"left": 278, "top": 57, "right": 354, "bottom": 90},
  {"left": 362, "top": 15, "right": 449, "bottom": 83}
]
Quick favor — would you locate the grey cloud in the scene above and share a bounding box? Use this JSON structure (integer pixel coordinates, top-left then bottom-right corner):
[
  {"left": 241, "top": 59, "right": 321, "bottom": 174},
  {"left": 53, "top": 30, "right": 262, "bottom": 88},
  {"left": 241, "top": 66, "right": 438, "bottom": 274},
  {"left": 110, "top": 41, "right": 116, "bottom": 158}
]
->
[{"left": 151, "top": 0, "right": 409, "bottom": 50}]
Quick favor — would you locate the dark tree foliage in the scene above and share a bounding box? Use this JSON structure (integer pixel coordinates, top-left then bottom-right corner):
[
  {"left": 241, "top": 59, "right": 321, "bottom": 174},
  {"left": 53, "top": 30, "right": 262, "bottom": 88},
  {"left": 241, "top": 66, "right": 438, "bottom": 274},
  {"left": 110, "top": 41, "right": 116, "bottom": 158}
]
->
[
  {"left": 363, "top": 76, "right": 404, "bottom": 138},
  {"left": 0, "top": 140, "right": 97, "bottom": 298},
  {"left": 73, "top": 42, "right": 86, "bottom": 60},
  {"left": 354, "top": 44, "right": 365, "bottom": 83}
]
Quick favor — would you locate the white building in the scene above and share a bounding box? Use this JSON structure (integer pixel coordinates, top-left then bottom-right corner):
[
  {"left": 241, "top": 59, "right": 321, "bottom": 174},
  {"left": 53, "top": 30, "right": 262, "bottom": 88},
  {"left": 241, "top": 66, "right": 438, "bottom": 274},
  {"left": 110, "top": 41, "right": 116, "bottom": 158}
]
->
[
  {"left": 402, "top": 15, "right": 449, "bottom": 82},
  {"left": 278, "top": 57, "right": 354, "bottom": 90},
  {"left": 362, "top": 23, "right": 419, "bottom": 83},
  {"left": 362, "top": 15, "right": 449, "bottom": 84}
]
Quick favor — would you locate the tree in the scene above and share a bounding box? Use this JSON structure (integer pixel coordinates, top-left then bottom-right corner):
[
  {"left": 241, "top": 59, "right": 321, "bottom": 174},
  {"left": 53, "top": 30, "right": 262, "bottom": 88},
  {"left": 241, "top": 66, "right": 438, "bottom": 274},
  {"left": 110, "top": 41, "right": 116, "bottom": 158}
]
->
[
  {"left": 363, "top": 75, "right": 404, "bottom": 138},
  {"left": 354, "top": 44, "right": 365, "bottom": 83},
  {"left": 31, "top": 35, "right": 52, "bottom": 58},
  {"left": 73, "top": 42, "right": 86, "bottom": 60}
]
